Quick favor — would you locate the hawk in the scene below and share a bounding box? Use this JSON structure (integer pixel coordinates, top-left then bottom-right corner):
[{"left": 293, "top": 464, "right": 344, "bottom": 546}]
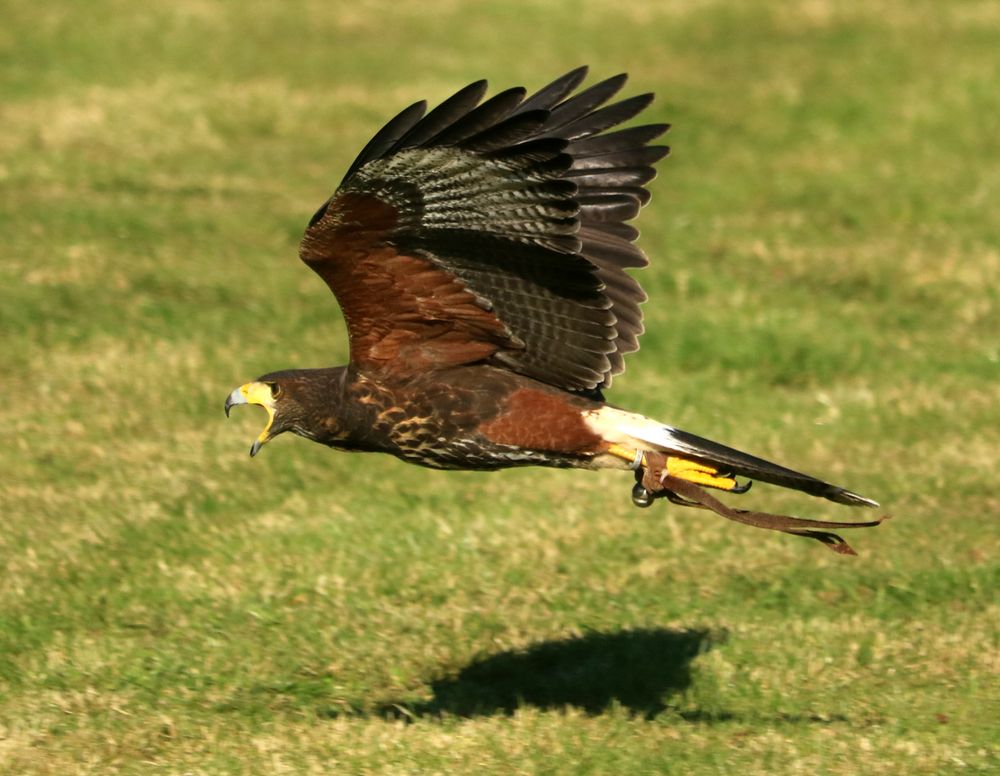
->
[{"left": 226, "top": 67, "right": 884, "bottom": 553}]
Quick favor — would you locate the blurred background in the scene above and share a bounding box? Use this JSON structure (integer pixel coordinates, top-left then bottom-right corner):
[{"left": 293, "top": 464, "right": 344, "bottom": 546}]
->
[{"left": 2, "top": 1, "right": 997, "bottom": 772}]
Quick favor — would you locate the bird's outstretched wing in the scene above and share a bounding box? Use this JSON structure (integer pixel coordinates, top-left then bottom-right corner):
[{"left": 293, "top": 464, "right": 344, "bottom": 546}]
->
[{"left": 299, "top": 67, "right": 669, "bottom": 391}]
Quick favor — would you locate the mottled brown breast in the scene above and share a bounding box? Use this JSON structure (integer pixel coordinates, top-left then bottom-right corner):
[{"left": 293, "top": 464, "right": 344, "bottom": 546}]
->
[{"left": 337, "top": 366, "right": 605, "bottom": 471}]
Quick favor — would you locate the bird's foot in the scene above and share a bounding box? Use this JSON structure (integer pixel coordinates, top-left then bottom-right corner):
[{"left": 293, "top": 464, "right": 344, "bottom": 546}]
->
[
  {"left": 642, "top": 452, "right": 751, "bottom": 495},
  {"left": 618, "top": 448, "right": 886, "bottom": 555},
  {"left": 627, "top": 451, "right": 751, "bottom": 508}
]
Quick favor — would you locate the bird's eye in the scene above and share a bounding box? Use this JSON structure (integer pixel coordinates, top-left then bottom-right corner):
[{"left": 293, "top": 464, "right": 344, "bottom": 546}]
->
[{"left": 270, "top": 383, "right": 282, "bottom": 399}]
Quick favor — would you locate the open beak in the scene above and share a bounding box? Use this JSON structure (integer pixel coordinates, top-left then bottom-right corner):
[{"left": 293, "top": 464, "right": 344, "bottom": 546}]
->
[{"left": 225, "top": 382, "right": 276, "bottom": 457}]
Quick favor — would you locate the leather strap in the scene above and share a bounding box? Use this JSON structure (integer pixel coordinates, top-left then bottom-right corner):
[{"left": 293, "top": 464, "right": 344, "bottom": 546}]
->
[{"left": 639, "top": 455, "right": 887, "bottom": 555}]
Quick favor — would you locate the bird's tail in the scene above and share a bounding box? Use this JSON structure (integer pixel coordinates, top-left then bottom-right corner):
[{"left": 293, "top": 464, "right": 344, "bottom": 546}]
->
[
  {"left": 584, "top": 405, "right": 886, "bottom": 554},
  {"left": 586, "top": 406, "right": 879, "bottom": 508}
]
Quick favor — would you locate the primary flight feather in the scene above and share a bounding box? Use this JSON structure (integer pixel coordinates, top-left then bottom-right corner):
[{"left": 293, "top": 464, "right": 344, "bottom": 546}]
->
[{"left": 226, "top": 67, "right": 884, "bottom": 554}]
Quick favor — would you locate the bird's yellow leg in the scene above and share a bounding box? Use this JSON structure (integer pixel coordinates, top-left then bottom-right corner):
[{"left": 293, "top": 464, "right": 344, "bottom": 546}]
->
[{"left": 607, "top": 444, "right": 745, "bottom": 492}]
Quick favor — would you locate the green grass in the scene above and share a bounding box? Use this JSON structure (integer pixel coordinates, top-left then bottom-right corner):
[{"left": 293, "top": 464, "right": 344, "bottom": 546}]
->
[{"left": 2, "top": 0, "right": 998, "bottom": 772}]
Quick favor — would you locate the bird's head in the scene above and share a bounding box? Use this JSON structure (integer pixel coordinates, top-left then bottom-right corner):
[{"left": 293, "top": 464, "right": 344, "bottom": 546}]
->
[{"left": 224, "top": 371, "right": 316, "bottom": 457}]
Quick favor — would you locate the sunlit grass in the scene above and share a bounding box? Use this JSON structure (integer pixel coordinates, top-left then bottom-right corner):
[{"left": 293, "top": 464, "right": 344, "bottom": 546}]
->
[{"left": 2, "top": 0, "right": 998, "bottom": 773}]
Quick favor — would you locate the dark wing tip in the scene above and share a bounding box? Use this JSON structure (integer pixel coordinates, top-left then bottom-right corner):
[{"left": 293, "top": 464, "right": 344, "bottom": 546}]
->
[{"left": 339, "top": 99, "right": 428, "bottom": 185}]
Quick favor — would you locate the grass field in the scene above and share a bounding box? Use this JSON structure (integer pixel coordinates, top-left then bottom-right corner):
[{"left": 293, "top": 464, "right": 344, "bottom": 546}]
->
[{"left": 2, "top": 0, "right": 998, "bottom": 772}]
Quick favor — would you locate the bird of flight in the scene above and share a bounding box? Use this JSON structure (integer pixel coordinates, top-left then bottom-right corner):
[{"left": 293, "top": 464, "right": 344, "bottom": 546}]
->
[{"left": 226, "top": 67, "right": 885, "bottom": 554}]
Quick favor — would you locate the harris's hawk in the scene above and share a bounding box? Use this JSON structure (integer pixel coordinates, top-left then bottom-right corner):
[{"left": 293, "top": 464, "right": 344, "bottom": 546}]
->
[{"left": 226, "top": 67, "right": 884, "bottom": 554}]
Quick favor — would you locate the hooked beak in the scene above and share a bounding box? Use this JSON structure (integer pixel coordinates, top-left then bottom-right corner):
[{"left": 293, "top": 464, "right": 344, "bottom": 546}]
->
[{"left": 225, "top": 382, "right": 276, "bottom": 457}]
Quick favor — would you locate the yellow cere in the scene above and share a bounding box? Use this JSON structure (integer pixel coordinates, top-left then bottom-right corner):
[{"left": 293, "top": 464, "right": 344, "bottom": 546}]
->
[{"left": 240, "top": 382, "right": 277, "bottom": 442}]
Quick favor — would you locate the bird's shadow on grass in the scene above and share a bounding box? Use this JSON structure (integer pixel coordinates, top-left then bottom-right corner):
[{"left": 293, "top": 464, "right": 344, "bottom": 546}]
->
[{"left": 332, "top": 627, "right": 723, "bottom": 721}]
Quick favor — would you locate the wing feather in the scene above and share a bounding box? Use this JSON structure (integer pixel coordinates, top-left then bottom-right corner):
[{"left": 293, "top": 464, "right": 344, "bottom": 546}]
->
[
  {"left": 301, "top": 68, "right": 669, "bottom": 389},
  {"left": 518, "top": 66, "right": 590, "bottom": 112},
  {"left": 568, "top": 123, "right": 671, "bottom": 155},
  {"left": 542, "top": 94, "right": 654, "bottom": 142},
  {"left": 338, "top": 100, "right": 428, "bottom": 187},
  {"left": 431, "top": 87, "right": 526, "bottom": 146},
  {"left": 535, "top": 74, "right": 628, "bottom": 135},
  {"left": 392, "top": 80, "right": 489, "bottom": 151}
]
